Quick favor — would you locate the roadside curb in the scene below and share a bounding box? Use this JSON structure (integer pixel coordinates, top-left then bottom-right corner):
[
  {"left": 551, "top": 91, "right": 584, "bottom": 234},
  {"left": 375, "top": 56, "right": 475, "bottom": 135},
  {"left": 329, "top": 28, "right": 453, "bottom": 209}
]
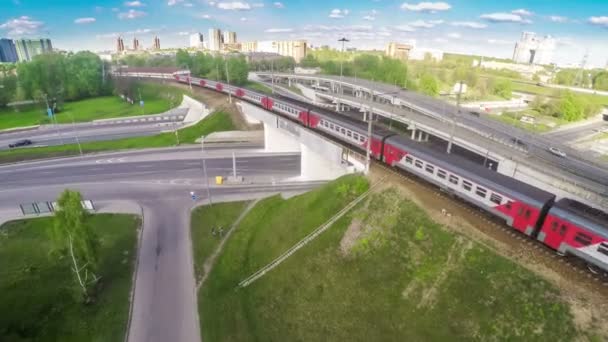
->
[
  {"left": 124, "top": 204, "right": 145, "bottom": 342},
  {"left": 0, "top": 125, "right": 40, "bottom": 135}
]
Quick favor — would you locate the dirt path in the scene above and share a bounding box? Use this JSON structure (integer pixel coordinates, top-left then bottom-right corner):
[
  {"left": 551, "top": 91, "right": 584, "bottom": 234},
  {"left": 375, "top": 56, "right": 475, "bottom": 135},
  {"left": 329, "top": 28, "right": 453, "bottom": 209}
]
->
[
  {"left": 196, "top": 199, "right": 259, "bottom": 290},
  {"left": 370, "top": 164, "right": 608, "bottom": 339}
]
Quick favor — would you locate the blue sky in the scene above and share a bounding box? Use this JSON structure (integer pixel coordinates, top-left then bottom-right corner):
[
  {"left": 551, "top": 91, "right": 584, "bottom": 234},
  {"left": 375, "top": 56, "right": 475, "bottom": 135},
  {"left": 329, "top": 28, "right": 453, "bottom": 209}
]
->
[{"left": 1, "top": 0, "right": 607, "bottom": 66}]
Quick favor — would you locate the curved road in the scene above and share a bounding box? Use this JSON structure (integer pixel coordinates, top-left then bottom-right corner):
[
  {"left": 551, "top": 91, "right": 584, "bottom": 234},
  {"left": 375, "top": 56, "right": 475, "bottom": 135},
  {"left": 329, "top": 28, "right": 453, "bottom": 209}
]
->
[{"left": 0, "top": 146, "right": 320, "bottom": 342}]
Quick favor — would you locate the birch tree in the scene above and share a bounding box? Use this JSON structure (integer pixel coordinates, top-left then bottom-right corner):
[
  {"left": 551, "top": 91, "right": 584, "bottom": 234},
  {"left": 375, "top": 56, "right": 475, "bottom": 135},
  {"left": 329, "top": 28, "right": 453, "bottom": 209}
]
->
[{"left": 51, "top": 190, "right": 99, "bottom": 301}]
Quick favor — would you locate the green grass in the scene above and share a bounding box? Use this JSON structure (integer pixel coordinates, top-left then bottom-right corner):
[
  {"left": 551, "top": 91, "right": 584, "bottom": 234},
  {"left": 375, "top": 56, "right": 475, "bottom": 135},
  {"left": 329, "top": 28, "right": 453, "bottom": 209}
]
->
[
  {"left": 201, "top": 178, "right": 580, "bottom": 341},
  {"left": 0, "top": 214, "right": 139, "bottom": 342},
  {"left": 0, "top": 83, "right": 186, "bottom": 131},
  {"left": 0, "top": 110, "right": 237, "bottom": 164},
  {"left": 191, "top": 201, "right": 250, "bottom": 279},
  {"left": 245, "top": 81, "right": 273, "bottom": 94},
  {"left": 488, "top": 112, "right": 554, "bottom": 133}
]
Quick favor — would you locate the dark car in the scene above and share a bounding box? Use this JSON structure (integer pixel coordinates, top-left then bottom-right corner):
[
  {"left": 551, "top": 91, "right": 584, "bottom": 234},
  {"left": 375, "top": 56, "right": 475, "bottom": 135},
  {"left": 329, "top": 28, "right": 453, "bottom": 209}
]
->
[
  {"left": 8, "top": 139, "right": 33, "bottom": 148},
  {"left": 510, "top": 137, "right": 528, "bottom": 150}
]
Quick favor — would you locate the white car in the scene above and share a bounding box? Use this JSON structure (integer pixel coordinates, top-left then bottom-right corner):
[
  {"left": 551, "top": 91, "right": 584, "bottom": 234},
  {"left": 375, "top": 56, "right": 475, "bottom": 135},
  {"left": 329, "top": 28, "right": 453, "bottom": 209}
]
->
[{"left": 548, "top": 147, "right": 567, "bottom": 158}]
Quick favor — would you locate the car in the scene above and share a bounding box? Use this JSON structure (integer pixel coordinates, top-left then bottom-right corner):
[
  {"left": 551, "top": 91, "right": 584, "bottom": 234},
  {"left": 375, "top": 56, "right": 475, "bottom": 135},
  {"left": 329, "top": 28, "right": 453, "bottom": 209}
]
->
[
  {"left": 8, "top": 139, "right": 33, "bottom": 148},
  {"left": 548, "top": 146, "right": 567, "bottom": 158},
  {"left": 510, "top": 137, "right": 527, "bottom": 149}
]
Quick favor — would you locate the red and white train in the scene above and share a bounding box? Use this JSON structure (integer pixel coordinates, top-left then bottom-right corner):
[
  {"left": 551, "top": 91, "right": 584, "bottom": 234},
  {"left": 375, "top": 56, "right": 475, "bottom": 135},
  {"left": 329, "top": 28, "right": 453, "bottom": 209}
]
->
[{"left": 174, "top": 74, "right": 608, "bottom": 273}]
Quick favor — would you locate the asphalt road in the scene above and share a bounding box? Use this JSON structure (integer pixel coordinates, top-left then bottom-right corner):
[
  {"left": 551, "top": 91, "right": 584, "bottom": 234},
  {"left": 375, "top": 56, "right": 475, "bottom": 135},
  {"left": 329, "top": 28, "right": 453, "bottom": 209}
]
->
[
  {"left": 544, "top": 121, "right": 607, "bottom": 143},
  {"left": 0, "top": 147, "right": 316, "bottom": 342},
  {"left": 0, "top": 116, "right": 186, "bottom": 151}
]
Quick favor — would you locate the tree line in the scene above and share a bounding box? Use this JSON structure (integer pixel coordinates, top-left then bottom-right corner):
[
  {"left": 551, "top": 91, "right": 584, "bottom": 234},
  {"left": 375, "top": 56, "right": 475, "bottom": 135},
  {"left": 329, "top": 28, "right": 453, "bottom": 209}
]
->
[{"left": 0, "top": 52, "right": 111, "bottom": 109}]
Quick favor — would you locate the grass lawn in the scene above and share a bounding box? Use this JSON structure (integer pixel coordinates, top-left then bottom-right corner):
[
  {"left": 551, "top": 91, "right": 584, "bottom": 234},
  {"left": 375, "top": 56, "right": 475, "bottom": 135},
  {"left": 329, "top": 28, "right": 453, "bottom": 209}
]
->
[
  {"left": 191, "top": 201, "right": 250, "bottom": 279},
  {"left": 0, "top": 109, "right": 237, "bottom": 164},
  {"left": 200, "top": 176, "right": 581, "bottom": 341},
  {"left": 0, "top": 83, "right": 187, "bottom": 131},
  {"left": 245, "top": 81, "right": 273, "bottom": 94},
  {"left": 0, "top": 214, "right": 139, "bottom": 342}
]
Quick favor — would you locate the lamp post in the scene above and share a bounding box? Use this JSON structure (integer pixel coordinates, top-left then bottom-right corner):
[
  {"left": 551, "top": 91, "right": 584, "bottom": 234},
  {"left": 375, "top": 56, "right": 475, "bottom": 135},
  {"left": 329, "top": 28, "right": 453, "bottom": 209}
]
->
[
  {"left": 200, "top": 136, "right": 212, "bottom": 206},
  {"left": 338, "top": 37, "right": 349, "bottom": 94},
  {"left": 224, "top": 56, "right": 232, "bottom": 104}
]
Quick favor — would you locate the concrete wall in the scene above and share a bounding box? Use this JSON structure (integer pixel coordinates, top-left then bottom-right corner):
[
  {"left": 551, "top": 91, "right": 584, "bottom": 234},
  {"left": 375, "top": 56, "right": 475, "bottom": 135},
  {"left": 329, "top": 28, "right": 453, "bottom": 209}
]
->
[
  {"left": 179, "top": 95, "right": 210, "bottom": 123},
  {"left": 238, "top": 101, "right": 364, "bottom": 180}
]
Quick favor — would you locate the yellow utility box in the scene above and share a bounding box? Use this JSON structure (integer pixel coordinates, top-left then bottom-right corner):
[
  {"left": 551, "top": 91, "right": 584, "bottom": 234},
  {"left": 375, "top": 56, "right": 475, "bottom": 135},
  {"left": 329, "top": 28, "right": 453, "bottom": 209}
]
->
[{"left": 215, "top": 176, "right": 223, "bottom": 185}]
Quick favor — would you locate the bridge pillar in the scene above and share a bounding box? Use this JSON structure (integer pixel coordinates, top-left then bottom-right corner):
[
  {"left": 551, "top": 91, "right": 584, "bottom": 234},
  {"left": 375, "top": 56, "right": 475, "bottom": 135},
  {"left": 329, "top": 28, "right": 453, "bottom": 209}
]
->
[
  {"left": 264, "top": 122, "right": 300, "bottom": 152},
  {"left": 288, "top": 78, "right": 292, "bottom": 87},
  {"left": 410, "top": 126, "right": 416, "bottom": 140}
]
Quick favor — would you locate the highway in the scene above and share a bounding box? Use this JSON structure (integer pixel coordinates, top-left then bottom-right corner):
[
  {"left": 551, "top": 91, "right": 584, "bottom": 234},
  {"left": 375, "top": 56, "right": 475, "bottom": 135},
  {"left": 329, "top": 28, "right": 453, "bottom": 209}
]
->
[
  {"left": 0, "top": 147, "right": 317, "bottom": 342},
  {"left": 255, "top": 72, "right": 608, "bottom": 190},
  {"left": 0, "top": 110, "right": 187, "bottom": 150},
  {"left": 544, "top": 121, "right": 607, "bottom": 143}
]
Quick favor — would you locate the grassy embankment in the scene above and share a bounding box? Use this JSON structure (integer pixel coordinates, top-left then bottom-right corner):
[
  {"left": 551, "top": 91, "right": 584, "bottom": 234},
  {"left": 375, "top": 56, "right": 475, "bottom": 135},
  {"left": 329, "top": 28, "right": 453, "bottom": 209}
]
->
[
  {"left": 197, "top": 175, "right": 581, "bottom": 341},
  {"left": 0, "top": 214, "right": 139, "bottom": 342},
  {"left": 0, "top": 82, "right": 185, "bottom": 131},
  {"left": 244, "top": 81, "right": 273, "bottom": 94},
  {"left": 0, "top": 109, "right": 236, "bottom": 164}
]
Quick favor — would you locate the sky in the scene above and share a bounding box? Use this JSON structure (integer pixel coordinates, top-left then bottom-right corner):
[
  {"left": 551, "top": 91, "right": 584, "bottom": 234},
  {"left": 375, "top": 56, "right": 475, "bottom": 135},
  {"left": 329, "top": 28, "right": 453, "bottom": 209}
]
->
[{"left": 1, "top": 0, "right": 607, "bottom": 67}]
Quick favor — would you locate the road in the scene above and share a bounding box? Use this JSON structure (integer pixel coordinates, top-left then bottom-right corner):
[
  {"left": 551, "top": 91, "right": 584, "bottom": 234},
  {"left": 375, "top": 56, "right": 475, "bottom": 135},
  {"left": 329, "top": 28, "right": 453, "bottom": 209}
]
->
[
  {"left": 0, "top": 110, "right": 187, "bottom": 150},
  {"left": 0, "top": 147, "right": 317, "bottom": 342},
  {"left": 544, "top": 121, "right": 607, "bottom": 143}
]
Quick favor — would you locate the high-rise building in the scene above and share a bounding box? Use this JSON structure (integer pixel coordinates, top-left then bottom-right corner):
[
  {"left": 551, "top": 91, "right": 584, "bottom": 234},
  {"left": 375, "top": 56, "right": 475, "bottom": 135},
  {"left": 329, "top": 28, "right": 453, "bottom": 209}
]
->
[
  {"left": 240, "top": 41, "right": 257, "bottom": 53},
  {"left": 153, "top": 36, "right": 161, "bottom": 50},
  {"left": 223, "top": 31, "right": 237, "bottom": 45},
  {"left": 385, "top": 42, "right": 412, "bottom": 61},
  {"left": 14, "top": 38, "right": 53, "bottom": 62},
  {"left": 208, "top": 28, "right": 223, "bottom": 51},
  {"left": 255, "top": 40, "right": 308, "bottom": 63},
  {"left": 189, "top": 33, "right": 204, "bottom": 49},
  {"left": 133, "top": 37, "right": 140, "bottom": 51},
  {"left": 513, "top": 32, "right": 555, "bottom": 65},
  {"left": 116, "top": 37, "right": 125, "bottom": 53},
  {"left": 0, "top": 38, "right": 18, "bottom": 63}
]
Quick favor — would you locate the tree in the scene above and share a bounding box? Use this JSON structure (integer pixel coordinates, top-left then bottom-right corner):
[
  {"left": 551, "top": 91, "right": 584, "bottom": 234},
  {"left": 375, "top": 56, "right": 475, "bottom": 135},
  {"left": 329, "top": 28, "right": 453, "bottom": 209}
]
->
[
  {"left": 225, "top": 56, "right": 249, "bottom": 85},
  {"left": 419, "top": 73, "right": 439, "bottom": 97},
  {"left": 558, "top": 91, "right": 586, "bottom": 122},
  {"left": 299, "top": 54, "right": 320, "bottom": 68},
  {"left": 593, "top": 71, "right": 608, "bottom": 91},
  {"left": 176, "top": 49, "right": 192, "bottom": 69},
  {"left": 0, "top": 74, "right": 17, "bottom": 107},
  {"left": 50, "top": 190, "right": 99, "bottom": 301},
  {"left": 492, "top": 79, "right": 512, "bottom": 99}
]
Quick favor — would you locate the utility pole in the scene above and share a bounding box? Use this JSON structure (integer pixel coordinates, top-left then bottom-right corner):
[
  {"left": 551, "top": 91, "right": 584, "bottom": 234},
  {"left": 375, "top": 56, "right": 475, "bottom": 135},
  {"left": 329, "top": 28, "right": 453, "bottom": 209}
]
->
[
  {"left": 224, "top": 57, "right": 232, "bottom": 103},
  {"left": 447, "top": 81, "right": 463, "bottom": 154},
  {"left": 232, "top": 151, "right": 237, "bottom": 178},
  {"left": 201, "top": 136, "right": 212, "bottom": 205},
  {"left": 364, "top": 91, "right": 374, "bottom": 175},
  {"left": 270, "top": 59, "right": 275, "bottom": 94},
  {"left": 68, "top": 112, "right": 83, "bottom": 156},
  {"left": 338, "top": 37, "right": 349, "bottom": 95}
]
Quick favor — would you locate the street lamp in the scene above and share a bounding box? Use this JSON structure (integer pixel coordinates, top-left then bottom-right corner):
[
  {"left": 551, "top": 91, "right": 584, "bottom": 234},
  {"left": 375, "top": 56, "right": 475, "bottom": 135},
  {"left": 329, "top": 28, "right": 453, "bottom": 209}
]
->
[
  {"left": 338, "top": 37, "right": 349, "bottom": 94},
  {"left": 200, "top": 136, "right": 212, "bottom": 206}
]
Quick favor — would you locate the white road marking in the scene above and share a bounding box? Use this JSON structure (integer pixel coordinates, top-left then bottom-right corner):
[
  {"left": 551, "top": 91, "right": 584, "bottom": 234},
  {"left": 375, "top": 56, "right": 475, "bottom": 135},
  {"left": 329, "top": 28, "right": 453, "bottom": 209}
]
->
[{"left": 135, "top": 164, "right": 154, "bottom": 168}]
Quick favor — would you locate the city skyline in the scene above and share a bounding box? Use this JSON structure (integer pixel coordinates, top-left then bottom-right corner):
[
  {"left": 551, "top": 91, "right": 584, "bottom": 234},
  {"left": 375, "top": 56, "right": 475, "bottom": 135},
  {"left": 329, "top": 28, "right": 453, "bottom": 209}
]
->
[{"left": 1, "top": 1, "right": 607, "bottom": 67}]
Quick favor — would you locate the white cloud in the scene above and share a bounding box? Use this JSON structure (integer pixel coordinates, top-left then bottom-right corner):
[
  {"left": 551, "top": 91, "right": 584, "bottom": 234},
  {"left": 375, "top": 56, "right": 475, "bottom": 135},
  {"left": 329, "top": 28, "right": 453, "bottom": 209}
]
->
[
  {"left": 167, "top": 0, "right": 184, "bottom": 6},
  {"left": 197, "top": 13, "right": 212, "bottom": 19},
  {"left": 549, "top": 15, "right": 568, "bottom": 23},
  {"left": 111, "top": 7, "right": 120, "bottom": 12},
  {"left": 95, "top": 32, "right": 120, "bottom": 39},
  {"left": 400, "top": 2, "right": 451, "bottom": 13},
  {"left": 362, "top": 9, "right": 377, "bottom": 21},
  {"left": 74, "top": 17, "right": 96, "bottom": 24},
  {"left": 589, "top": 16, "right": 608, "bottom": 28},
  {"left": 409, "top": 19, "right": 443, "bottom": 28},
  {"left": 451, "top": 21, "right": 486, "bottom": 29},
  {"left": 0, "top": 16, "right": 43, "bottom": 35},
  {"left": 480, "top": 12, "right": 531, "bottom": 24},
  {"left": 265, "top": 28, "right": 293, "bottom": 33},
  {"left": 363, "top": 15, "right": 375, "bottom": 21},
  {"left": 118, "top": 9, "right": 147, "bottom": 19},
  {"left": 394, "top": 24, "right": 416, "bottom": 32},
  {"left": 329, "top": 8, "right": 350, "bottom": 19},
  {"left": 95, "top": 6, "right": 104, "bottom": 12},
  {"left": 447, "top": 32, "right": 461, "bottom": 39},
  {"left": 252, "top": 3, "right": 264, "bottom": 8},
  {"left": 240, "top": 17, "right": 247, "bottom": 21},
  {"left": 216, "top": 1, "right": 251, "bottom": 10},
  {"left": 177, "top": 31, "right": 190, "bottom": 35},
  {"left": 511, "top": 8, "right": 533, "bottom": 16},
  {"left": 273, "top": 2, "right": 284, "bottom": 8},
  {"left": 487, "top": 38, "right": 512, "bottom": 45},
  {"left": 434, "top": 37, "right": 447, "bottom": 43},
  {"left": 124, "top": 1, "right": 145, "bottom": 7}
]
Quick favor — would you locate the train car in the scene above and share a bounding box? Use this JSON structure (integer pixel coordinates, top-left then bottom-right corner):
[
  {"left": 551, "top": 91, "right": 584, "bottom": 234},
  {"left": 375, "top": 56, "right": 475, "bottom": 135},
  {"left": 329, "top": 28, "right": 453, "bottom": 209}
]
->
[
  {"left": 384, "top": 134, "right": 556, "bottom": 235},
  {"left": 538, "top": 199, "right": 608, "bottom": 272}
]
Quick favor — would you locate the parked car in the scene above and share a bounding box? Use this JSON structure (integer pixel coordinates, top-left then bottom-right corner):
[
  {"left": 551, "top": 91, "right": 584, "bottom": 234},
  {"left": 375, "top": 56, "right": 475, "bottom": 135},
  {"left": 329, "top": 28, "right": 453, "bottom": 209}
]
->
[
  {"left": 8, "top": 139, "right": 33, "bottom": 148},
  {"left": 548, "top": 146, "right": 567, "bottom": 158},
  {"left": 510, "top": 137, "right": 527, "bottom": 149}
]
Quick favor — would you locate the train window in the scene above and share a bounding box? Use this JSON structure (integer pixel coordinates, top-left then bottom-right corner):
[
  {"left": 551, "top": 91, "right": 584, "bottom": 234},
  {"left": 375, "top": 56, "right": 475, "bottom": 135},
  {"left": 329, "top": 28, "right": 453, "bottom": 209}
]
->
[
  {"left": 560, "top": 225, "right": 567, "bottom": 236},
  {"left": 360, "top": 136, "right": 365, "bottom": 142},
  {"left": 341, "top": 128, "right": 346, "bottom": 134},
  {"left": 449, "top": 175, "right": 459, "bottom": 185},
  {"left": 524, "top": 209, "right": 531, "bottom": 218},
  {"left": 437, "top": 169, "right": 447, "bottom": 179},
  {"left": 330, "top": 123, "right": 334, "bottom": 129},
  {"left": 518, "top": 207, "right": 524, "bottom": 216},
  {"left": 574, "top": 232, "right": 592, "bottom": 246},
  {"left": 462, "top": 180, "right": 472, "bottom": 191},
  {"left": 353, "top": 133, "right": 359, "bottom": 140},
  {"left": 347, "top": 131, "right": 352, "bottom": 138},
  {"left": 475, "top": 186, "right": 487, "bottom": 198},
  {"left": 551, "top": 221, "right": 559, "bottom": 232},
  {"left": 505, "top": 201, "right": 513, "bottom": 210},
  {"left": 490, "top": 193, "right": 502, "bottom": 205},
  {"left": 425, "top": 165, "right": 434, "bottom": 174},
  {"left": 405, "top": 156, "right": 413, "bottom": 164},
  {"left": 415, "top": 160, "right": 423, "bottom": 168}
]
